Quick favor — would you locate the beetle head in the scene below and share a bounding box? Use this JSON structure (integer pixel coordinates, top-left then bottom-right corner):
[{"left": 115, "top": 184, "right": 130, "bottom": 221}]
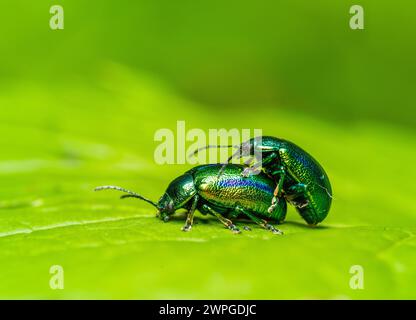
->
[
  {"left": 238, "top": 136, "right": 265, "bottom": 160},
  {"left": 156, "top": 173, "right": 197, "bottom": 221},
  {"left": 239, "top": 139, "right": 254, "bottom": 157},
  {"left": 244, "top": 136, "right": 284, "bottom": 161},
  {"left": 156, "top": 193, "right": 175, "bottom": 221}
]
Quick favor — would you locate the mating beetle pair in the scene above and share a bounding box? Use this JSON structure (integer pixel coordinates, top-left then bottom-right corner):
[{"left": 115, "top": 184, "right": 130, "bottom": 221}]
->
[{"left": 95, "top": 136, "right": 332, "bottom": 234}]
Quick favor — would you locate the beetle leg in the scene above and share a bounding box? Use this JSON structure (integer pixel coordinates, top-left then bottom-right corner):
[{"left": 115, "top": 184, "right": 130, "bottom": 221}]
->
[
  {"left": 271, "top": 166, "right": 286, "bottom": 196},
  {"left": 229, "top": 210, "right": 251, "bottom": 231},
  {"left": 242, "top": 153, "right": 277, "bottom": 177},
  {"left": 243, "top": 156, "right": 254, "bottom": 166},
  {"left": 182, "top": 195, "right": 199, "bottom": 232},
  {"left": 235, "top": 206, "right": 283, "bottom": 235},
  {"left": 241, "top": 157, "right": 257, "bottom": 176},
  {"left": 267, "top": 167, "right": 286, "bottom": 213},
  {"left": 242, "top": 161, "right": 262, "bottom": 177},
  {"left": 201, "top": 204, "right": 241, "bottom": 234}
]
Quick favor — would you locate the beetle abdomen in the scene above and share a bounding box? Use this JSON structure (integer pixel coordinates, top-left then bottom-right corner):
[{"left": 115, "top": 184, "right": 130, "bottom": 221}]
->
[
  {"left": 280, "top": 141, "right": 332, "bottom": 223},
  {"left": 199, "top": 175, "right": 272, "bottom": 211},
  {"left": 190, "top": 164, "right": 286, "bottom": 221}
]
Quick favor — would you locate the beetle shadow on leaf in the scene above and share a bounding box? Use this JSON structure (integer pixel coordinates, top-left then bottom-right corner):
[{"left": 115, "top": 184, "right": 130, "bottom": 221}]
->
[{"left": 282, "top": 221, "right": 330, "bottom": 230}]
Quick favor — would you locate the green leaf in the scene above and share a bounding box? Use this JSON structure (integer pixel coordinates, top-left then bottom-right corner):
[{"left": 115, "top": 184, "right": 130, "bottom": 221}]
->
[{"left": 0, "top": 66, "right": 415, "bottom": 299}]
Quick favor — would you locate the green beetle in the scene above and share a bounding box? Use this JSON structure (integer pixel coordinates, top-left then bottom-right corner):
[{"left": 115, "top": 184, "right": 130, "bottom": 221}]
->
[
  {"left": 195, "top": 136, "right": 332, "bottom": 225},
  {"left": 95, "top": 164, "right": 287, "bottom": 234}
]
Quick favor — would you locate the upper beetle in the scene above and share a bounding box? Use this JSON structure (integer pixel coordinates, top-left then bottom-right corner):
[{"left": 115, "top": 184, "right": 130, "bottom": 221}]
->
[{"left": 195, "top": 136, "right": 332, "bottom": 225}]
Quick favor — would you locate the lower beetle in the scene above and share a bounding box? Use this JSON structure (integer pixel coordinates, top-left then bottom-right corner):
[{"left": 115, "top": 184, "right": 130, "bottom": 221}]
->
[
  {"left": 194, "top": 136, "right": 332, "bottom": 225},
  {"left": 95, "top": 164, "right": 286, "bottom": 234}
]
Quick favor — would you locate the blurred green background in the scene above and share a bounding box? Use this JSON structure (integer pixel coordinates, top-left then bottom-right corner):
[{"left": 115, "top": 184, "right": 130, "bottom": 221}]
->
[{"left": 0, "top": 0, "right": 415, "bottom": 299}]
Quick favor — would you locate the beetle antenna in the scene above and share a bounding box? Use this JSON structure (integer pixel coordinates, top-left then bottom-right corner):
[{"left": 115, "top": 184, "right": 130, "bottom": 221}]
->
[
  {"left": 191, "top": 144, "right": 237, "bottom": 157},
  {"left": 316, "top": 183, "right": 335, "bottom": 200},
  {"left": 94, "top": 185, "right": 158, "bottom": 208},
  {"left": 217, "top": 149, "right": 242, "bottom": 177}
]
